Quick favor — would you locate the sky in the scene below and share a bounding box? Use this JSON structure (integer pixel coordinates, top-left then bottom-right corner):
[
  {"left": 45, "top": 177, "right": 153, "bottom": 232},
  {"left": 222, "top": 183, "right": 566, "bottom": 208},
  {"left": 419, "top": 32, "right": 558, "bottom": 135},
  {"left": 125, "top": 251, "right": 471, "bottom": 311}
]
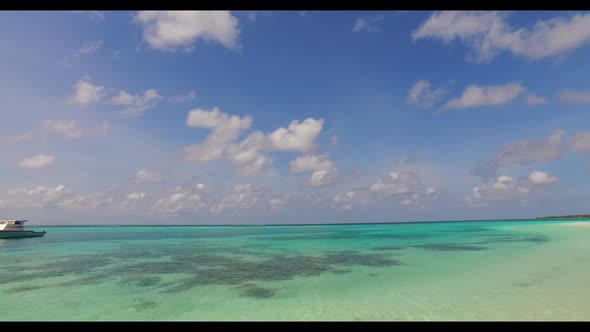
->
[{"left": 1, "top": 10, "right": 590, "bottom": 225}]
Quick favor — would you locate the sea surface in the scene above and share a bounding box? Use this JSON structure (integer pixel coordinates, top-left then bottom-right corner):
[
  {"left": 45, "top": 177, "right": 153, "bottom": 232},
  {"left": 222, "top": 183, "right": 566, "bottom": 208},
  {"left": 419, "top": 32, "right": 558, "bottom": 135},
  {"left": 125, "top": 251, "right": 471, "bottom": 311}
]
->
[{"left": 1, "top": 219, "right": 590, "bottom": 321}]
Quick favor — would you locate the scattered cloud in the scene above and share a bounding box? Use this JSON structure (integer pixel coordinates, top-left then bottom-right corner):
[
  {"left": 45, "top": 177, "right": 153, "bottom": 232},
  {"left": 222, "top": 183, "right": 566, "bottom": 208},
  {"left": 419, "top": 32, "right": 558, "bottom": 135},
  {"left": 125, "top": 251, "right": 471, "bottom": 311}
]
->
[
  {"left": 559, "top": 89, "right": 590, "bottom": 104},
  {"left": 134, "top": 11, "right": 240, "bottom": 52},
  {"left": 268, "top": 118, "right": 324, "bottom": 153},
  {"left": 67, "top": 79, "right": 104, "bottom": 106},
  {"left": 526, "top": 93, "right": 548, "bottom": 106},
  {"left": 135, "top": 170, "right": 162, "bottom": 183},
  {"left": 169, "top": 90, "right": 196, "bottom": 103},
  {"left": 183, "top": 107, "right": 326, "bottom": 178},
  {"left": 332, "top": 191, "right": 356, "bottom": 210},
  {"left": 74, "top": 40, "right": 103, "bottom": 57},
  {"left": 112, "top": 89, "right": 161, "bottom": 117},
  {"left": 528, "top": 170, "right": 558, "bottom": 184},
  {"left": 41, "top": 120, "right": 83, "bottom": 140},
  {"left": 466, "top": 171, "right": 558, "bottom": 205},
  {"left": 109, "top": 49, "right": 123, "bottom": 59},
  {"left": 443, "top": 83, "right": 525, "bottom": 110},
  {"left": 290, "top": 154, "right": 337, "bottom": 187},
  {"left": 413, "top": 11, "right": 590, "bottom": 63},
  {"left": 0, "top": 132, "right": 34, "bottom": 144},
  {"left": 570, "top": 131, "right": 590, "bottom": 153},
  {"left": 353, "top": 15, "right": 385, "bottom": 33},
  {"left": 0, "top": 185, "right": 69, "bottom": 209},
  {"left": 18, "top": 154, "right": 56, "bottom": 169},
  {"left": 73, "top": 11, "right": 105, "bottom": 20},
  {"left": 407, "top": 80, "right": 447, "bottom": 108},
  {"left": 472, "top": 129, "right": 565, "bottom": 179}
]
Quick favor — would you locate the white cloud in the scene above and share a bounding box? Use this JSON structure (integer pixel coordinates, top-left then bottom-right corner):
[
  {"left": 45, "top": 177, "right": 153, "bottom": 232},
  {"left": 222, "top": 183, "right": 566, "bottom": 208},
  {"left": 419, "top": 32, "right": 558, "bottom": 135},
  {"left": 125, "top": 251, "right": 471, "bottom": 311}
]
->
[
  {"left": 559, "top": 89, "right": 590, "bottom": 104},
  {"left": 472, "top": 129, "right": 566, "bottom": 180},
  {"left": 74, "top": 40, "right": 103, "bottom": 56},
  {"left": 126, "top": 192, "right": 147, "bottom": 200},
  {"left": 289, "top": 154, "right": 334, "bottom": 173},
  {"left": 526, "top": 94, "right": 548, "bottom": 106},
  {"left": 369, "top": 171, "right": 413, "bottom": 196},
  {"left": 467, "top": 171, "right": 558, "bottom": 205},
  {"left": 134, "top": 11, "right": 240, "bottom": 51},
  {"left": 224, "top": 131, "right": 272, "bottom": 177},
  {"left": 67, "top": 79, "right": 104, "bottom": 106},
  {"left": 210, "top": 184, "right": 261, "bottom": 214},
  {"left": 151, "top": 190, "right": 204, "bottom": 216},
  {"left": 186, "top": 107, "right": 252, "bottom": 144},
  {"left": 413, "top": 11, "right": 590, "bottom": 62},
  {"left": 135, "top": 170, "right": 162, "bottom": 183},
  {"left": 0, "top": 132, "right": 34, "bottom": 144},
  {"left": 268, "top": 118, "right": 324, "bottom": 153},
  {"left": 528, "top": 171, "right": 558, "bottom": 184},
  {"left": 184, "top": 107, "right": 325, "bottom": 177},
  {"left": 73, "top": 11, "right": 104, "bottom": 20},
  {"left": 0, "top": 185, "right": 69, "bottom": 209},
  {"left": 494, "top": 129, "right": 565, "bottom": 167},
  {"left": 353, "top": 15, "right": 385, "bottom": 33},
  {"left": 169, "top": 90, "right": 196, "bottom": 103},
  {"left": 332, "top": 191, "right": 356, "bottom": 210},
  {"left": 570, "top": 131, "right": 590, "bottom": 152},
  {"left": 112, "top": 89, "right": 161, "bottom": 117},
  {"left": 289, "top": 154, "right": 337, "bottom": 187},
  {"left": 41, "top": 120, "right": 82, "bottom": 139},
  {"left": 18, "top": 154, "right": 56, "bottom": 169},
  {"left": 407, "top": 80, "right": 447, "bottom": 108},
  {"left": 443, "top": 83, "right": 524, "bottom": 110}
]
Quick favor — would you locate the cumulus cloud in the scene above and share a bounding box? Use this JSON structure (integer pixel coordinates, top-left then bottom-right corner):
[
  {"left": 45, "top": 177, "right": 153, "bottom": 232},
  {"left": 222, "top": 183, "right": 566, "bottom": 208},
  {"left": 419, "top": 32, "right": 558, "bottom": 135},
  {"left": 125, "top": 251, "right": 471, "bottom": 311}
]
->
[
  {"left": 183, "top": 107, "right": 259, "bottom": 174},
  {"left": 67, "top": 79, "right": 104, "bottom": 106},
  {"left": 0, "top": 185, "right": 69, "bottom": 209},
  {"left": 134, "top": 11, "right": 240, "bottom": 51},
  {"left": 413, "top": 11, "right": 590, "bottom": 63},
  {"left": 525, "top": 94, "right": 548, "bottom": 106},
  {"left": 443, "top": 83, "right": 525, "bottom": 110},
  {"left": 407, "top": 80, "right": 447, "bottom": 108},
  {"left": 353, "top": 15, "right": 385, "bottom": 33},
  {"left": 135, "top": 170, "right": 162, "bottom": 183},
  {"left": 210, "top": 184, "right": 262, "bottom": 214},
  {"left": 183, "top": 107, "right": 325, "bottom": 177},
  {"left": 559, "top": 89, "right": 590, "bottom": 104},
  {"left": 268, "top": 118, "right": 324, "bottom": 153},
  {"left": 112, "top": 89, "right": 161, "bottom": 117},
  {"left": 472, "top": 129, "right": 565, "bottom": 180},
  {"left": 290, "top": 154, "right": 337, "bottom": 187},
  {"left": 18, "top": 154, "right": 56, "bottom": 169},
  {"left": 332, "top": 191, "right": 356, "bottom": 210},
  {"left": 466, "top": 171, "right": 558, "bottom": 205},
  {"left": 186, "top": 107, "right": 252, "bottom": 145}
]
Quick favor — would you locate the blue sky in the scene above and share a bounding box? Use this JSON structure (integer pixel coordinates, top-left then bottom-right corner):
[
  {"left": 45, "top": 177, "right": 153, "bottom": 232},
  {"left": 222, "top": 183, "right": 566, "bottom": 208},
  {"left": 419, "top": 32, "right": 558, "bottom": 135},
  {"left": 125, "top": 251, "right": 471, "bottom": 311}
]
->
[{"left": 1, "top": 10, "right": 590, "bottom": 225}]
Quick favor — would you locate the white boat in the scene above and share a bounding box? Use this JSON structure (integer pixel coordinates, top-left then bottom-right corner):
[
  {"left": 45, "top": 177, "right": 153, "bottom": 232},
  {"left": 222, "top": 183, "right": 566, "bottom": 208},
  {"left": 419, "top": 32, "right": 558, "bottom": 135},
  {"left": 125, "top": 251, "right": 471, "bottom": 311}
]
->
[{"left": 0, "top": 220, "right": 46, "bottom": 238}]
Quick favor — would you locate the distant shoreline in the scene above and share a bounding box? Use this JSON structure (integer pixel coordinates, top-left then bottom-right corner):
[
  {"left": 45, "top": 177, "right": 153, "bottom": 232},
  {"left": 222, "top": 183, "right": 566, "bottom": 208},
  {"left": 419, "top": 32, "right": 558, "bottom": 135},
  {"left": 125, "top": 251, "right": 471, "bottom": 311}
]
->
[{"left": 27, "top": 217, "right": 590, "bottom": 227}]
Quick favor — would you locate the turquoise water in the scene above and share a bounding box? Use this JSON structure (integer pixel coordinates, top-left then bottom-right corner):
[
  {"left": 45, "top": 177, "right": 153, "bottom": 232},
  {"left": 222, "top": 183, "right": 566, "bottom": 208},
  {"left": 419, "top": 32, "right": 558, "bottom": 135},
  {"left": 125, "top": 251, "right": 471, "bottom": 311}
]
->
[{"left": 1, "top": 220, "right": 590, "bottom": 321}]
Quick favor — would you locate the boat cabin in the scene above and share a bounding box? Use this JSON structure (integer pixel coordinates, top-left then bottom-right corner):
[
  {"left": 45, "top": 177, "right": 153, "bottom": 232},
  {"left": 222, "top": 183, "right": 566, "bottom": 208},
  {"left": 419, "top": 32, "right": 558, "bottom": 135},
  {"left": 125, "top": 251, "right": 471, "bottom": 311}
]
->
[{"left": 0, "top": 220, "right": 28, "bottom": 231}]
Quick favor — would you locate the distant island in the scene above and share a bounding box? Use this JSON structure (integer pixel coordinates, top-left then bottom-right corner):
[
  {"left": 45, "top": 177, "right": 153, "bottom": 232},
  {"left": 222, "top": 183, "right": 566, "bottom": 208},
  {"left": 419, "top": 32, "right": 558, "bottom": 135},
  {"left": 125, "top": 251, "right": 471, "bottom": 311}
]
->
[{"left": 537, "top": 214, "right": 590, "bottom": 220}]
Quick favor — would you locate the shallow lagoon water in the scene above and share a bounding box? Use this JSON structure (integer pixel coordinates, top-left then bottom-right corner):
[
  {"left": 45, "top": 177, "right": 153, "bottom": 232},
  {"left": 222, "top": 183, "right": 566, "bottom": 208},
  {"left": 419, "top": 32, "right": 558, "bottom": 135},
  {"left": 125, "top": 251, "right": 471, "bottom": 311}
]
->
[{"left": 1, "top": 220, "right": 589, "bottom": 321}]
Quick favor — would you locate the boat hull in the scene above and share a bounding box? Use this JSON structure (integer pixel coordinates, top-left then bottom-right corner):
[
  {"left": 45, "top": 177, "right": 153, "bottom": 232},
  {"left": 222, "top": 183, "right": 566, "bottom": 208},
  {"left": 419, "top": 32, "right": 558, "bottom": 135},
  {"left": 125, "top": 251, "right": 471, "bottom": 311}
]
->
[{"left": 0, "top": 231, "right": 46, "bottom": 239}]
